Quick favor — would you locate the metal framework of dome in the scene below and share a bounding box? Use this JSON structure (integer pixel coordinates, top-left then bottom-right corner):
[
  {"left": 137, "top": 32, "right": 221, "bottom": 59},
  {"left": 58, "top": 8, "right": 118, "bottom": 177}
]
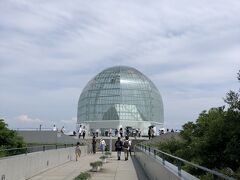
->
[{"left": 77, "top": 66, "right": 164, "bottom": 134}]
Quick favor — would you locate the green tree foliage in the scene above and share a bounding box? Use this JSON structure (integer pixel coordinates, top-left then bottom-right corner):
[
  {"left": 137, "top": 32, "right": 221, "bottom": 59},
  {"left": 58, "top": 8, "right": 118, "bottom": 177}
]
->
[
  {"left": 156, "top": 70, "right": 240, "bottom": 178},
  {"left": 0, "top": 119, "right": 25, "bottom": 157}
]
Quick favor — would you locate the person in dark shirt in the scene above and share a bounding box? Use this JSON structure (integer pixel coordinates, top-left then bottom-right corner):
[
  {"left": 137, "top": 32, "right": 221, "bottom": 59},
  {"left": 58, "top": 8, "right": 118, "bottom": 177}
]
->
[
  {"left": 92, "top": 136, "right": 97, "bottom": 154},
  {"left": 115, "top": 137, "right": 123, "bottom": 160}
]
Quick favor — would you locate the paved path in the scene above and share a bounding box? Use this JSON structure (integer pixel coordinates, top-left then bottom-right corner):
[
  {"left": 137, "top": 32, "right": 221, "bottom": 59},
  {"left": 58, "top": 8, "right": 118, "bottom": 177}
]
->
[{"left": 29, "top": 152, "right": 148, "bottom": 180}]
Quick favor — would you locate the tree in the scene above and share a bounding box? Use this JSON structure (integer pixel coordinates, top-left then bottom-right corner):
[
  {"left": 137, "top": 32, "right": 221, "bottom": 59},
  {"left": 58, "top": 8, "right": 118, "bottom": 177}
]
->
[
  {"left": 224, "top": 70, "right": 240, "bottom": 111},
  {"left": 155, "top": 70, "right": 240, "bottom": 178},
  {"left": 0, "top": 119, "right": 25, "bottom": 151}
]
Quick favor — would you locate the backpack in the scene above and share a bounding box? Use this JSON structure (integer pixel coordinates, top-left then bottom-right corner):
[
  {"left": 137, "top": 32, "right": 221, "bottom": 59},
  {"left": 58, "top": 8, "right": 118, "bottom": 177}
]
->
[
  {"left": 115, "top": 141, "right": 122, "bottom": 149},
  {"left": 123, "top": 140, "right": 129, "bottom": 148}
]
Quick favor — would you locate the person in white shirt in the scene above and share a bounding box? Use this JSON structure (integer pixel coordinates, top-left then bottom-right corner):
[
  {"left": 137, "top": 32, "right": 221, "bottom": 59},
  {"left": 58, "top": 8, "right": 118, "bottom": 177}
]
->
[
  {"left": 61, "top": 126, "right": 65, "bottom": 133},
  {"left": 78, "top": 125, "right": 82, "bottom": 139},
  {"left": 52, "top": 124, "right": 57, "bottom": 131},
  {"left": 128, "top": 138, "right": 132, "bottom": 156},
  {"left": 100, "top": 138, "right": 106, "bottom": 154}
]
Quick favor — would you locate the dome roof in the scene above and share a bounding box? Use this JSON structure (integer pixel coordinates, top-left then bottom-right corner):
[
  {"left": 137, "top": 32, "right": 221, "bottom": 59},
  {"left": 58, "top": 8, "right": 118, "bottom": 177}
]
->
[{"left": 77, "top": 66, "right": 164, "bottom": 125}]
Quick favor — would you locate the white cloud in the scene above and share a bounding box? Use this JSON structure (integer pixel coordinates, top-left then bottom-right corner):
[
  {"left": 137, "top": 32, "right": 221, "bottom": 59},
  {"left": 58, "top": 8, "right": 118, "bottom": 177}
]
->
[
  {"left": 0, "top": 0, "right": 239, "bottom": 130},
  {"left": 61, "top": 117, "right": 77, "bottom": 124},
  {"left": 15, "top": 114, "right": 43, "bottom": 123}
]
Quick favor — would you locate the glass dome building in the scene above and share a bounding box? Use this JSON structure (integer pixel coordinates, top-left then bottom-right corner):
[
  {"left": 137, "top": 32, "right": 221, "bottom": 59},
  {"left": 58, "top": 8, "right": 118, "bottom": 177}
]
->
[{"left": 77, "top": 66, "right": 164, "bottom": 135}]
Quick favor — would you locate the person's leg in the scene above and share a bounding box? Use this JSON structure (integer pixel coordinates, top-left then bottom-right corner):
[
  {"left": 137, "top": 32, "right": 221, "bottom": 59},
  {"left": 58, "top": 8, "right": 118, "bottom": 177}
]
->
[
  {"left": 117, "top": 150, "right": 120, "bottom": 160},
  {"left": 124, "top": 149, "right": 127, "bottom": 160}
]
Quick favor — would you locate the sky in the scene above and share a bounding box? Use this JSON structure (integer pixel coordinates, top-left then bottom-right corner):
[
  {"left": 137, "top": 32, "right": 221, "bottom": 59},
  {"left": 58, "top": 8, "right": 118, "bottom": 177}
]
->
[{"left": 0, "top": 0, "right": 240, "bottom": 132}]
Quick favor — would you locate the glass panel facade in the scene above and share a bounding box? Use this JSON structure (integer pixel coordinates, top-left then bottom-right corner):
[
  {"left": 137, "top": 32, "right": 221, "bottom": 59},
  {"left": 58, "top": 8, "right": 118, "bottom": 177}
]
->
[{"left": 77, "top": 66, "right": 164, "bottom": 125}]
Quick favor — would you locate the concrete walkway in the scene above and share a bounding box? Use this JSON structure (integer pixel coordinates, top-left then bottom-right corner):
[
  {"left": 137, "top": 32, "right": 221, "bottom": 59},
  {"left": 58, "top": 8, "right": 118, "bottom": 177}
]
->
[{"left": 29, "top": 152, "right": 148, "bottom": 180}]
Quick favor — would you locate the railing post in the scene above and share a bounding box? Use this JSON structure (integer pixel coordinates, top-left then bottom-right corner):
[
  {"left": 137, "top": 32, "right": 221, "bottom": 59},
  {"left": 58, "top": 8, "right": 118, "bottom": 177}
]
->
[
  {"left": 25, "top": 147, "right": 28, "bottom": 155},
  {"left": 213, "top": 174, "right": 218, "bottom": 180},
  {"left": 1, "top": 174, "right": 6, "bottom": 180},
  {"left": 162, "top": 153, "right": 165, "bottom": 165},
  {"left": 177, "top": 160, "right": 181, "bottom": 176}
]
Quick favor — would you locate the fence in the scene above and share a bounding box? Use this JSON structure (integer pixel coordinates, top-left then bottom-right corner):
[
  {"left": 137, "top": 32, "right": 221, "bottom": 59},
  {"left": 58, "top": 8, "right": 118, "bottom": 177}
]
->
[
  {"left": 0, "top": 144, "right": 76, "bottom": 158},
  {"left": 135, "top": 144, "right": 236, "bottom": 180}
]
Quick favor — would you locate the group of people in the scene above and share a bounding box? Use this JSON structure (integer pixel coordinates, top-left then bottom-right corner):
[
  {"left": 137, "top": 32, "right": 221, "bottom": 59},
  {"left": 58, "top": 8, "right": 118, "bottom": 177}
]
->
[
  {"left": 91, "top": 135, "right": 105, "bottom": 154},
  {"left": 90, "top": 135, "right": 132, "bottom": 161},
  {"left": 78, "top": 125, "right": 86, "bottom": 139},
  {"left": 52, "top": 124, "right": 65, "bottom": 133},
  {"left": 115, "top": 136, "right": 132, "bottom": 160}
]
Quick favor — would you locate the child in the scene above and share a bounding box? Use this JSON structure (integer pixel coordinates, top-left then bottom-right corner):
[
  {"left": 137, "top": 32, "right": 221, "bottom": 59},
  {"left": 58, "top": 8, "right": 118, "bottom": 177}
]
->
[{"left": 75, "top": 142, "right": 81, "bottom": 161}]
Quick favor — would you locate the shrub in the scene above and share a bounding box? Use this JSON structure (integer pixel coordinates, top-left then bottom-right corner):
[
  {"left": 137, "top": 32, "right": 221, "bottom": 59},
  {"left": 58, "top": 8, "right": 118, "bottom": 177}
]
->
[
  {"left": 90, "top": 161, "right": 103, "bottom": 168},
  {"left": 74, "top": 172, "right": 91, "bottom": 180},
  {"left": 105, "top": 151, "right": 111, "bottom": 156},
  {"left": 99, "top": 155, "right": 107, "bottom": 160}
]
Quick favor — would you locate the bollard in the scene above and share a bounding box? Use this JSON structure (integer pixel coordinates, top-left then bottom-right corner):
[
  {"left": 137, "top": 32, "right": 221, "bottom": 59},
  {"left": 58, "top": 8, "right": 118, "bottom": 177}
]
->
[
  {"left": 154, "top": 149, "right": 156, "bottom": 158},
  {"left": 43, "top": 145, "right": 45, "bottom": 151}
]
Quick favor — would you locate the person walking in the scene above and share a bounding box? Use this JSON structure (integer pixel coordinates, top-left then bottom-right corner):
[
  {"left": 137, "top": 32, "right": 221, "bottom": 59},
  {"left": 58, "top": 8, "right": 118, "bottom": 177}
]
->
[
  {"left": 123, "top": 136, "right": 130, "bottom": 161},
  {"left": 119, "top": 128, "right": 123, "bottom": 138},
  {"left": 129, "top": 138, "right": 132, "bottom": 156},
  {"left": 61, "top": 126, "right": 65, "bottom": 133},
  {"left": 150, "top": 127, "right": 155, "bottom": 139},
  {"left": 52, "top": 124, "right": 57, "bottom": 131},
  {"left": 82, "top": 126, "right": 86, "bottom": 139},
  {"left": 92, "top": 136, "right": 97, "bottom": 154},
  {"left": 78, "top": 125, "right": 82, "bottom": 139},
  {"left": 100, "top": 138, "right": 106, "bottom": 154},
  {"left": 148, "top": 127, "right": 151, "bottom": 140},
  {"left": 115, "top": 137, "right": 123, "bottom": 160},
  {"left": 115, "top": 129, "right": 118, "bottom": 136},
  {"left": 75, "top": 142, "right": 81, "bottom": 161}
]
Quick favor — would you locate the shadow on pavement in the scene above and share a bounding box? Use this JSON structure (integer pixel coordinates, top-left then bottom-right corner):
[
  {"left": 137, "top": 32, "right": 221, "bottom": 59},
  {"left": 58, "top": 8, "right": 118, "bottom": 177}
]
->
[{"left": 131, "top": 155, "right": 149, "bottom": 180}]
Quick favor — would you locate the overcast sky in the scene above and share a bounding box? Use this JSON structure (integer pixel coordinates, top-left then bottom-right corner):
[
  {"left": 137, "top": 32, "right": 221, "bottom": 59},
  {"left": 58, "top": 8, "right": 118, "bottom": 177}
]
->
[{"left": 0, "top": 0, "right": 239, "bottom": 132}]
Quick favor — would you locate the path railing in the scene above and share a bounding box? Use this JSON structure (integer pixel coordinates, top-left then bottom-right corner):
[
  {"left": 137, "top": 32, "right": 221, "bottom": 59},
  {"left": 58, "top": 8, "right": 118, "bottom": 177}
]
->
[
  {"left": 0, "top": 144, "right": 75, "bottom": 158},
  {"left": 136, "top": 144, "right": 236, "bottom": 180}
]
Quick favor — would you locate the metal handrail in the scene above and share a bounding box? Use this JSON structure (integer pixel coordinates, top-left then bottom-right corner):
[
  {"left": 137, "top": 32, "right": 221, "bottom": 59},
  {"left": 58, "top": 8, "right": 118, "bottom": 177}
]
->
[
  {"left": 136, "top": 144, "right": 236, "bottom": 180},
  {"left": 0, "top": 144, "right": 75, "bottom": 158},
  {"left": 13, "top": 128, "right": 53, "bottom": 131}
]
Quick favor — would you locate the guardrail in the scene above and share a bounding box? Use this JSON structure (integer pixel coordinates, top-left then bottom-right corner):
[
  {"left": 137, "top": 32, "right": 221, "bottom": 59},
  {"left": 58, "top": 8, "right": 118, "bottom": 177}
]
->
[
  {"left": 0, "top": 144, "right": 75, "bottom": 158},
  {"left": 136, "top": 144, "right": 236, "bottom": 180},
  {"left": 13, "top": 128, "right": 53, "bottom": 131}
]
